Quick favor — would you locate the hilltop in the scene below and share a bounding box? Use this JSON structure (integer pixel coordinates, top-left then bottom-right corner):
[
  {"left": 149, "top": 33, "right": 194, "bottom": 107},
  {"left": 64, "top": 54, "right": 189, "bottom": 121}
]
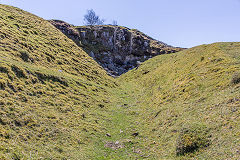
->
[
  {"left": 0, "top": 4, "right": 240, "bottom": 160},
  {"left": 49, "top": 20, "right": 183, "bottom": 76}
]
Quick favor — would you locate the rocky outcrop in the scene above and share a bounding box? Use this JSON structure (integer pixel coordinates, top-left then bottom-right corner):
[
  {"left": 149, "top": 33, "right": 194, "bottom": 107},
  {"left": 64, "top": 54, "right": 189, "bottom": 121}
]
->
[{"left": 49, "top": 20, "right": 183, "bottom": 76}]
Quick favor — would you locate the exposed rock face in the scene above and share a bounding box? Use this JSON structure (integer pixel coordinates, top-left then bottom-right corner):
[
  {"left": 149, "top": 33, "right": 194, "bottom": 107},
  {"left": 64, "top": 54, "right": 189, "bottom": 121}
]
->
[{"left": 49, "top": 20, "right": 183, "bottom": 76}]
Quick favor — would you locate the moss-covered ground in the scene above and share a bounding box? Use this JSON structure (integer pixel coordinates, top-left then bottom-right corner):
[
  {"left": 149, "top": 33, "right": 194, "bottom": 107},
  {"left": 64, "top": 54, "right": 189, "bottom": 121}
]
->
[{"left": 0, "top": 4, "right": 239, "bottom": 160}]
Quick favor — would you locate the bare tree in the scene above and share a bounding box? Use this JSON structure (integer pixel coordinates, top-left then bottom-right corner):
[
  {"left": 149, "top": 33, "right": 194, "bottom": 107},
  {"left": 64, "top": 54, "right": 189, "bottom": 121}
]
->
[
  {"left": 112, "top": 20, "right": 118, "bottom": 26},
  {"left": 83, "top": 9, "right": 104, "bottom": 25}
]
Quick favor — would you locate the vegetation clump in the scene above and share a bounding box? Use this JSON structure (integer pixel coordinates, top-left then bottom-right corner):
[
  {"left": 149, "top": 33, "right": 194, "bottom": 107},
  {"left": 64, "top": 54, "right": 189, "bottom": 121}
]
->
[
  {"left": 176, "top": 124, "right": 210, "bottom": 156},
  {"left": 11, "top": 65, "right": 27, "bottom": 78},
  {"left": 0, "top": 79, "right": 6, "bottom": 89},
  {"left": 0, "top": 65, "right": 9, "bottom": 74},
  {"left": 231, "top": 72, "right": 240, "bottom": 84},
  {"left": 83, "top": 9, "right": 104, "bottom": 25},
  {"left": 19, "top": 50, "right": 30, "bottom": 62}
]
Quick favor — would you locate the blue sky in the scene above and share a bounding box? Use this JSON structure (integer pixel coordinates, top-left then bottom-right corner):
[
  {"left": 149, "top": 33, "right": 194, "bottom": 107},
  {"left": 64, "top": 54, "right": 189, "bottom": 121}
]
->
[{"left": 1, "top": 0, "right": 240, "bottom": 48}]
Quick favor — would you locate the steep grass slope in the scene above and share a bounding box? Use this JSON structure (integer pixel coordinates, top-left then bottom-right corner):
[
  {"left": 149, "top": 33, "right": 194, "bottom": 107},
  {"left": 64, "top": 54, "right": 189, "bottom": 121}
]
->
[
  {"left": 117, "top": 42, "right": 240, "bottom": 159},
  {"left": 0, "top": 4, "right": 116, "bottom": 159}
]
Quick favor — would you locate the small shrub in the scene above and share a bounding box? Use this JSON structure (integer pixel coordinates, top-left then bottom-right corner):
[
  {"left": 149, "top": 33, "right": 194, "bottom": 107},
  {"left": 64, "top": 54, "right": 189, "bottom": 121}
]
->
[
  {"left": 231, "top": 72, "right": 240, "bottom": 85},
  {"left": 11, "top": 65, "right": 27, "bottom": 78},
  {"left": 13, "top": 23, "right": 20, "bottom": 28},
  {"left": 0, "top": 156, "right": 7, "bottom": 160},
  {"left": 19, "top": 50, "right": 30, "bottom": 62},
  {"left": 18, "top": 93, "right": 28, "bottom": 102},
  {"left": 12, "top": 152, "right": 22, "bottom": 160},
  {"left": 35, "top": 72, "right": 68, "bottom": 86},
  {"left": 0, "top": 79, "right": 6, "bottom": 90},
  {"left": 7, "top": 82, "right": 17, "bottom": 92},
  {"left": 0, "top": 65, "right": 9, "bottom": 73},
  {"left": 176, "top": 123, "right": 210, "bottom": 156},
  {"left": 8, "top": 16, "right": 14, "bottom": 19},
  {"left": 23, "top": 30, "right": 29, "bottom": 34},
  {"left": 55, "top": 146, "right": 64, "bottom": 153},
  {"left": 83, "top": 9, "right": 104, "bottom": 25}
]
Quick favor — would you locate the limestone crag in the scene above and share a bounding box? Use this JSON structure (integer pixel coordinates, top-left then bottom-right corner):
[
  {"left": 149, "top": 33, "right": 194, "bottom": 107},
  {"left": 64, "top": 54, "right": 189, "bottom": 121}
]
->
[{"left": 50, "top": 20, "right": 183, "bottom": 76}]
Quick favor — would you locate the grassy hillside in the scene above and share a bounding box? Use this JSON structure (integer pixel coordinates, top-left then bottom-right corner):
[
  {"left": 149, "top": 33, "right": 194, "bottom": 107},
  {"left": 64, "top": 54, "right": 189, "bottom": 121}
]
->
[
  {"left": 117, "top": 42, "right": 240, "bottom": 159},
  {"left": 0, "top": 4, "right": 117, "bottom": 159}
]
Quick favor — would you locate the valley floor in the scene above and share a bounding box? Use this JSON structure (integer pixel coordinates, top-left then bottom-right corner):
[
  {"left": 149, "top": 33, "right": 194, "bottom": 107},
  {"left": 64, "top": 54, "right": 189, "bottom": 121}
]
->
[
  {"left": 87, "top": 81, "right": 156, "bottom": 159},
  {"left": 86, "top": 43, "right": 240, "bottom": 159},
  {"left": 88, "top": 77, "right": 240, "bottom": 160}
]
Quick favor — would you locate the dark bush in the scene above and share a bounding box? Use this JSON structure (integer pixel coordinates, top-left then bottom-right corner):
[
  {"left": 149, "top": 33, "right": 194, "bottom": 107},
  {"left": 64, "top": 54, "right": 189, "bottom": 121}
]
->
[
  {"left": 12, "top": 152, "right": 22, "bottom": 160},
  {"left": 0, "top": 66, "right": 9, "bottom": 73},
  {"left": 19, "top": 50, "right": 29, "bottom": 62},
  {"left": 35, "top": 72, "right": 68, "bottom": 86},
  {"left": 176, "top": 124, "right": 210, "bottom": 156},
  {"left": 231, "top": 72, "right": 240, "bottom": 85},
  {"left": 0, "top": 79, "right": 6, "bottom": 90},
  {"left": 11, "top": 65, "right": 27, "bottom": 78}
]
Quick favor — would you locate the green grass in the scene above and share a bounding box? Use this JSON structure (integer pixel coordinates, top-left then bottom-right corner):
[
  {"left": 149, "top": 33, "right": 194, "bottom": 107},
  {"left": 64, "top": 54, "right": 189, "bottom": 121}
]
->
[
  {"left": 0, "top": 4, "right": 116, "bottom": 159},
  {"left": 118, "top": 42, "right": 240, "bottom": 159},
  {"left": 0, "top": 4, "right": 240, "bottom": 160}
]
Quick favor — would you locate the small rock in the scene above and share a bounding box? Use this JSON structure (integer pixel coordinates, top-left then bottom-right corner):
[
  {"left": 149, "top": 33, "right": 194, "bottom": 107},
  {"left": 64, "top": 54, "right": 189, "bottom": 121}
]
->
[
  {"left": 126, "top": 139, "right": 133, "bottom": 143},
  {"left": 81, "top": 114, "right": 86, "bottom": 119},
  {"left": 89, "top": 51, "right": 95, "bottom": 58},
  {"left": 132, "top": 132, "right": 139, "bottom": 137},
  {"left": 106, "top": 133, "right": 111, "bottom": 137},
  {"left": 104, "top": 141, "right": 124, "bottom": 150},
  {"left": 99, "top": 104, "right": 104, "bottom": 108},
  {"left": 136, "top": 61, "right": 141, "bottom": 65}
]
